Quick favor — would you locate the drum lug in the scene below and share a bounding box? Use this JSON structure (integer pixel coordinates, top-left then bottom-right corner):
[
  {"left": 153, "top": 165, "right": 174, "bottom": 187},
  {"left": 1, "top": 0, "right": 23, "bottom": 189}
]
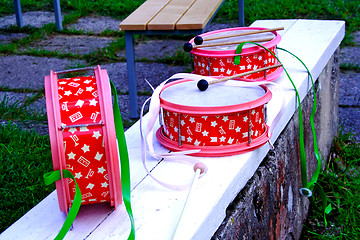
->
[
  {"left": 264, "top": 104, "right": 268, "bottom": 125},
  {"left": 248, "top": 110, "right": 252, "bottom": 145},
  {"left": 178, "top": 113, "right": 182, "bottom": 147},
  {"left": 59, "top": 121, "right": 104, "bottom": 131}
]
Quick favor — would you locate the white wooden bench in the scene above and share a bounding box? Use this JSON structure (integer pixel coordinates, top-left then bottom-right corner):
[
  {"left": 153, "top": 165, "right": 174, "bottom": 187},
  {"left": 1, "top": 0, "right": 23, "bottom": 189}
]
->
[{"left": 0, "top": 19, "right": 345, "bottom": 240}]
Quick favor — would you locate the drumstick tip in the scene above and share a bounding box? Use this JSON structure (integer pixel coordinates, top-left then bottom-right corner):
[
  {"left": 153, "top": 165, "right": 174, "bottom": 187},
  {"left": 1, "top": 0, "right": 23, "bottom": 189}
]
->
[
  {"left": 194, "top": 36, "right": 203, "bottom": 45},
  {"left": 183, "top": 42, "right": 193, "bottom": 52},
  {"left": 197, "top": 79, "right": 209, "bottom": 91}
]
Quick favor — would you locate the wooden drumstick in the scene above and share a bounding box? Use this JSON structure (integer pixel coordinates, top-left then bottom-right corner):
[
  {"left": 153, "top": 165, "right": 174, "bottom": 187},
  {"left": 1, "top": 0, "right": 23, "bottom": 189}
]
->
[
  {"left": 183, "top": 37, "right": 274, "bottom": 52},
  {"left": 197, "top": 63, "right": 283, "bottom": 91},
  {"left": 193, "top": 27, "right": 284, "bottom": 45}
]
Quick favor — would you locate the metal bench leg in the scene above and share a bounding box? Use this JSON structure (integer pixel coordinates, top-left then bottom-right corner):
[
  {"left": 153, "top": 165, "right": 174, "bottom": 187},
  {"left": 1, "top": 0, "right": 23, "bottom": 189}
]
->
[
  {"left": 125, "top": 31, "right": 139, "bottom": 118},
  {"left": 14, "top": 0, "right": 23, "bottom": 28},
  {"left": 239, "top": 0, "right": 245, "bottom": 26},
  {"left": 53, "top": 0, "right": 63, "bottom": 31}
]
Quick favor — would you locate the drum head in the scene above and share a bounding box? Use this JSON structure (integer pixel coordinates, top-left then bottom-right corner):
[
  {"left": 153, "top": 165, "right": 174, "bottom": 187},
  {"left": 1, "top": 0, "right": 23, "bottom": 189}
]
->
[{"left": 160, "top": 79, "right": 271, "bottom": 114}]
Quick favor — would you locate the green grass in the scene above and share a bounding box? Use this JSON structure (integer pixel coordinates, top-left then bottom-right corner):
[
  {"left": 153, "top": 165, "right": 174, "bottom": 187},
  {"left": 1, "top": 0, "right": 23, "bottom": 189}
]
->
[
  {"left": 301, "top": 127, "right": 360, "bottom": 239},
  {"left": 0, "top": 122, "right": 54, "bottom": 233},
  {"left": 0, "top": 93, "right": 47, "bottom": 122}
]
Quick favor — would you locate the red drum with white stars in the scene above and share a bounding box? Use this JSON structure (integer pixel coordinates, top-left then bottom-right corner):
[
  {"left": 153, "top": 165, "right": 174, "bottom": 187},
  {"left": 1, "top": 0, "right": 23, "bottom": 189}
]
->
[
  {"left": 156, "top": 79, "right": 273, "bottom": 156},
  {"left": 189, "top": 27, "right": 282, "bottom": 82},
  {"left": 45, "top": 66, "right": 122, "bottom": 212}
]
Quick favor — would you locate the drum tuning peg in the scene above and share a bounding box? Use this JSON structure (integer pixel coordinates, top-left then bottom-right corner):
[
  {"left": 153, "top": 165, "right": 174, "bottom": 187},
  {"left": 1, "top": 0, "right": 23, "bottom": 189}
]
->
[
  {"left": 197, "top": 79, "right": 209, "bottom": 91},
  {"left": 194, "top": 36, "right": 203, "bottom": 45},
  {"left": 183, "top": 42, "right": 193, "bottom": 52}
]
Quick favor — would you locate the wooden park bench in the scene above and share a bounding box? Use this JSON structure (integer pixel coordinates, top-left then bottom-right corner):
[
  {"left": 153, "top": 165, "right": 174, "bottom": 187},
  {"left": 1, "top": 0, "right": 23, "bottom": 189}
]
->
[
  {"left": 119, "top": 0, "right": 245, "bottom": 118},
  {"left": 0, "top": 19, "right": 344, "bottom": 239}
]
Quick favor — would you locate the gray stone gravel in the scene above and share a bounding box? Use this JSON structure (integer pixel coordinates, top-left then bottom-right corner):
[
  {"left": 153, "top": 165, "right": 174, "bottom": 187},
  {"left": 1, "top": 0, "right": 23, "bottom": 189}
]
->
[
  {"left": 22, "top": 34, "right": 116, "bottom": 55},
  {"left": 68, "top": 15, "right": 121, "bottom": 34},
  {"left": 0, "top": 11, "right": 62, "bottom": 29},
  {"left": 0, "top": 55, "right": 86, "bottom": 90}
]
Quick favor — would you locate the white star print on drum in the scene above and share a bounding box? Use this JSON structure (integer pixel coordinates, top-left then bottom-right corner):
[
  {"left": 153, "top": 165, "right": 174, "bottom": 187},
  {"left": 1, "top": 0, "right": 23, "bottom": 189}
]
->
[{"left": 58, "top": 75, "right": 111, "bottom": 205}]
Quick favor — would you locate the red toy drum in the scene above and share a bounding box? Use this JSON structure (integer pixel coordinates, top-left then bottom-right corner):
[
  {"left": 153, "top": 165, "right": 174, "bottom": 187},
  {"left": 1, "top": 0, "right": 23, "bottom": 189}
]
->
[
  {"left": 156, "top": 79, "right": 273, "bottom": 156},
  {"left": 188, "top": 27, "right": 282, "bottom": 82},
  {"left": 45, "top": 66, "right": 122, "bottom": 212}
]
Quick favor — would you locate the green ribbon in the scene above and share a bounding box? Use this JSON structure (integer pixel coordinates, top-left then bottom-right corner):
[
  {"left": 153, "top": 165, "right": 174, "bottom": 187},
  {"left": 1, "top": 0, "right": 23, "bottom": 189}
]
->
[
  {"left": 235, "top": 42, "right": 331, "bottom": 222},
  {"left": 110, "top": 80, "right": 135, "bottom": 240},
  {"left": 43, "top": 170, "right": 82, "bottom": 240}
]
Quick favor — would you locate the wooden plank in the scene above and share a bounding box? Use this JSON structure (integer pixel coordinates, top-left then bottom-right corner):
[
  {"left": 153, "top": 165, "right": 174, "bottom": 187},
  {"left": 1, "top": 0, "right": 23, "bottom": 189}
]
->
[
  {"left": 147, "top": 0, "right": 197, "bottom": 30},
  {"left": 176, "top": 0, "right": 224, "bottom": 30},
  {"left": 119, "top": 0, "right": 171, "bottom": 31}
]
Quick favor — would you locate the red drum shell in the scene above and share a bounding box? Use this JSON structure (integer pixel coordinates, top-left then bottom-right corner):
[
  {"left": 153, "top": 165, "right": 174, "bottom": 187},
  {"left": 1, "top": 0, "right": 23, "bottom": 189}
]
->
[
  {"left": 190, "top": 27, "right": 282, "bottom": 82},
  {"left": 45, "top": 67, "right": 121, "bottom": 212},
  {"left": 156, "top": 79, "right": 272, "bottom": 156}
]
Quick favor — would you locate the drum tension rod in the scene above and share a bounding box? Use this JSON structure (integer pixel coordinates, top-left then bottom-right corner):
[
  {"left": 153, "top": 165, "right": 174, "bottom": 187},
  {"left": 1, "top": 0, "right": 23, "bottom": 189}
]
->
[
  {"left": 248, "top": 110, "right": 252, "bottom": 145},
  {"left": 178, "top": 114, "right": 182, "bottom": 147},
  {"left": 59, "top": 122, "right": 104, "bottom": 130}
]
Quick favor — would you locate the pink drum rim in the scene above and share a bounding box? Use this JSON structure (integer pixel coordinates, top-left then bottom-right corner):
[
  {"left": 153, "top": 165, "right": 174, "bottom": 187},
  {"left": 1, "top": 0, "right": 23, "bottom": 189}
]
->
[
  {"left": 190, "top": 27, "right": 281, "bottom": 57},
  {"left": 156, "top": 125, "right": 270, "bottom": 157},
  {"left": 45, "top": 72, "right": 70, "bottom": 212},
  {"left": 160, "top": 79, "right": 272, "bottom": 115},
  {"left": 95, "top": 66, "right": 122, "bottom": 209}
]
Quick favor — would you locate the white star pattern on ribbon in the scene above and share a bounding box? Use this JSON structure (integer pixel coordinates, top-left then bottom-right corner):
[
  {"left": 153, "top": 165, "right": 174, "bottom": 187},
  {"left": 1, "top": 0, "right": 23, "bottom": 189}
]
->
[
  {"left": 101, "top": 182, "right": 109, "bottom": 188},
  {"left": 222, "top": 116, "right": 229, "bottom": 122},
  {"left": 98, "top": 167, "right": 106, "bottom": 174},
  {"left": 243, "top": 116, "right": 248, "bottom": 122},
  {"left": 75, "top": 172, "right": 82, "bottom": 179},
  {"left": 211, "top": 121, "right": 218, "bottom": 127},
  {"left": 220, "top": 136, "right": 226, "bottom": 142},
  {"left": 189, "top": 117, "right": 195, "bottom": 123},
  {"left": 68, "top": 152, "right": 76, "bottom": 159},
  {"left": 89, "top": 99, "right": 98, "bottom": 106},
  {"left": 64, "top": 90, "right": 72, "bottom": 96},
  {"left": 202, "top": 130, "right": 209, "bottom": 136},
  {"left": 187, "top": 136, "right": 192, "bottom": 142},
  {"left": 235, "top": 126, "right": 241, "bottom": 132},
  {"left": 81, "top": 144, "right": 90, "bottom": 153},
  {"left": 92, "top": 131, "right": 101, "bottom": 139},
  {"left": 86, "top": 86, "right": 94, "bottom": 92}
]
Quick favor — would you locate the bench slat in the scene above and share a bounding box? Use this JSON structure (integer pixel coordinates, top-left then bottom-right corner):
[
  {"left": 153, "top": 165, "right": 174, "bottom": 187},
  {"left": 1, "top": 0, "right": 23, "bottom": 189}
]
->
[
  {"left": 119, "top": 0, "right": 171, "bottom": 31},
  {"left": 176, "top": 0, "right": 224, "bottom": 30},
  {"left": 147, "top": 0, "right": 197, "bottom": 30}
]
